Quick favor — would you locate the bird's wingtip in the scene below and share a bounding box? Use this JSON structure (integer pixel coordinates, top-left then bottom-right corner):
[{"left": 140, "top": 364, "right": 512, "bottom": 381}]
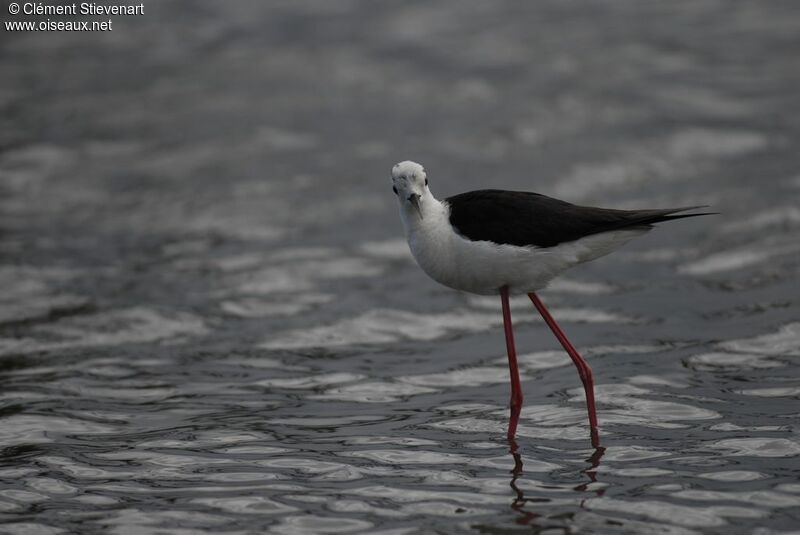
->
[{"left": 671, "top": 205, "right": 719, "bottom": 216}]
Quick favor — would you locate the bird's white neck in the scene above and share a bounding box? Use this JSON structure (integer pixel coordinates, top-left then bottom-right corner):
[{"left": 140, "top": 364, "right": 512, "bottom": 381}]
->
[
  {"left": 398, "top": 191, "right": 456, "bottom": 293},
  {"left": 399, "top": 191, "right": 448, "bottom": 238}
]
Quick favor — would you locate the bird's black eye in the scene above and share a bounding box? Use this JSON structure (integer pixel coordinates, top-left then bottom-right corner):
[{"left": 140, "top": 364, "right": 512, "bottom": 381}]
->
[
  {"left": 392, "top": 186, "right": 398, "bottom": 195},
  {"left": 425, "top": 178, "right": 428, "bottom": 186}
]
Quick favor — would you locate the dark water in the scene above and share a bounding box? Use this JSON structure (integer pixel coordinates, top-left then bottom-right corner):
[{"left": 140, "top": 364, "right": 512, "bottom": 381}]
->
[{"left": 2, "top": 1, "right": 800, "bottom": 533}]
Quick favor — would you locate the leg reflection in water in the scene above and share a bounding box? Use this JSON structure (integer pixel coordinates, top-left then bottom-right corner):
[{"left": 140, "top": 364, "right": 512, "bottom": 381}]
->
[
  {"left": 507, "top": 438, "right": 606, "bottom": 526},
  {"left": 508, "top": 438, "right": 540, "bottom": 526},
  {"left": 574, "top": 445, "right": 606, "bottom": 495}
]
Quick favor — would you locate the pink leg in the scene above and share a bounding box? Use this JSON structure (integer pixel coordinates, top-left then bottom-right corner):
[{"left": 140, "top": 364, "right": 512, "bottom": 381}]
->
[
  {"left": 500, "top": 286, "right": 523, "bottom": 439},
  {"left": 528, "top": 292, "right": 600, "bottom": 447}
]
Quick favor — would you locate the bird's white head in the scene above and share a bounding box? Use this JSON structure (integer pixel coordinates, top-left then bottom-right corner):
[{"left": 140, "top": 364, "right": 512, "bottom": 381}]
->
[{"left": 391, "top": 160, "right": 429, "bottom": 219}]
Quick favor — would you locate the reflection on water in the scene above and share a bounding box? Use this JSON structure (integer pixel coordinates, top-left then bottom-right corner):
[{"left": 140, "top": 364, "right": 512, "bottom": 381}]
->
[{"left": 2, "top": 0, "right": 800, "bottom": 533}]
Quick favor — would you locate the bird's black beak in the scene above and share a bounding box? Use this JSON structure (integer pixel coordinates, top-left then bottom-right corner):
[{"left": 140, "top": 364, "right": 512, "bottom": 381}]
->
[{"left": 407, "top": 193, "right": 423, "bottom": 219}]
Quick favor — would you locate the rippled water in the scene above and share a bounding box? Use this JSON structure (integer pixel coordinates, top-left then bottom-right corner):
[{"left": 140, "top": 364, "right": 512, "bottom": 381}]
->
[{"left": 2, "top": 1, "right": 800, "bottom": 533}]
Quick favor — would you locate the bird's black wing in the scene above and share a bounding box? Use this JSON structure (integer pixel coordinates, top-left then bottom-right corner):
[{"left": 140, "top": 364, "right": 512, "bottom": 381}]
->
[{"left": 445, "top": 189, "right": 711, "bottom": 248}]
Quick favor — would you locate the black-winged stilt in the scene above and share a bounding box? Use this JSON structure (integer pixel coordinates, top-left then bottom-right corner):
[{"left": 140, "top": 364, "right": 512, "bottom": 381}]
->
[{"left": 391, "top": 160, "right": 712, "bottom": 446}]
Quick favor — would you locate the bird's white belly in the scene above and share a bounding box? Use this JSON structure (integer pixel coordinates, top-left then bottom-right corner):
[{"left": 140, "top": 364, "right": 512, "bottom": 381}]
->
[
  {"left": 408, "top": 223, "right": 647, "bottom": 296},
  {"left": 409, "top": 233, "right": 556, "bottom": 295}
]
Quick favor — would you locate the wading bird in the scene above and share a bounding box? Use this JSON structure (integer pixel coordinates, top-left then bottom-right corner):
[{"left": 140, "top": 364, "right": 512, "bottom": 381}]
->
[{"left": 391, "top": 160, "right": 711, "bottom": 446}]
